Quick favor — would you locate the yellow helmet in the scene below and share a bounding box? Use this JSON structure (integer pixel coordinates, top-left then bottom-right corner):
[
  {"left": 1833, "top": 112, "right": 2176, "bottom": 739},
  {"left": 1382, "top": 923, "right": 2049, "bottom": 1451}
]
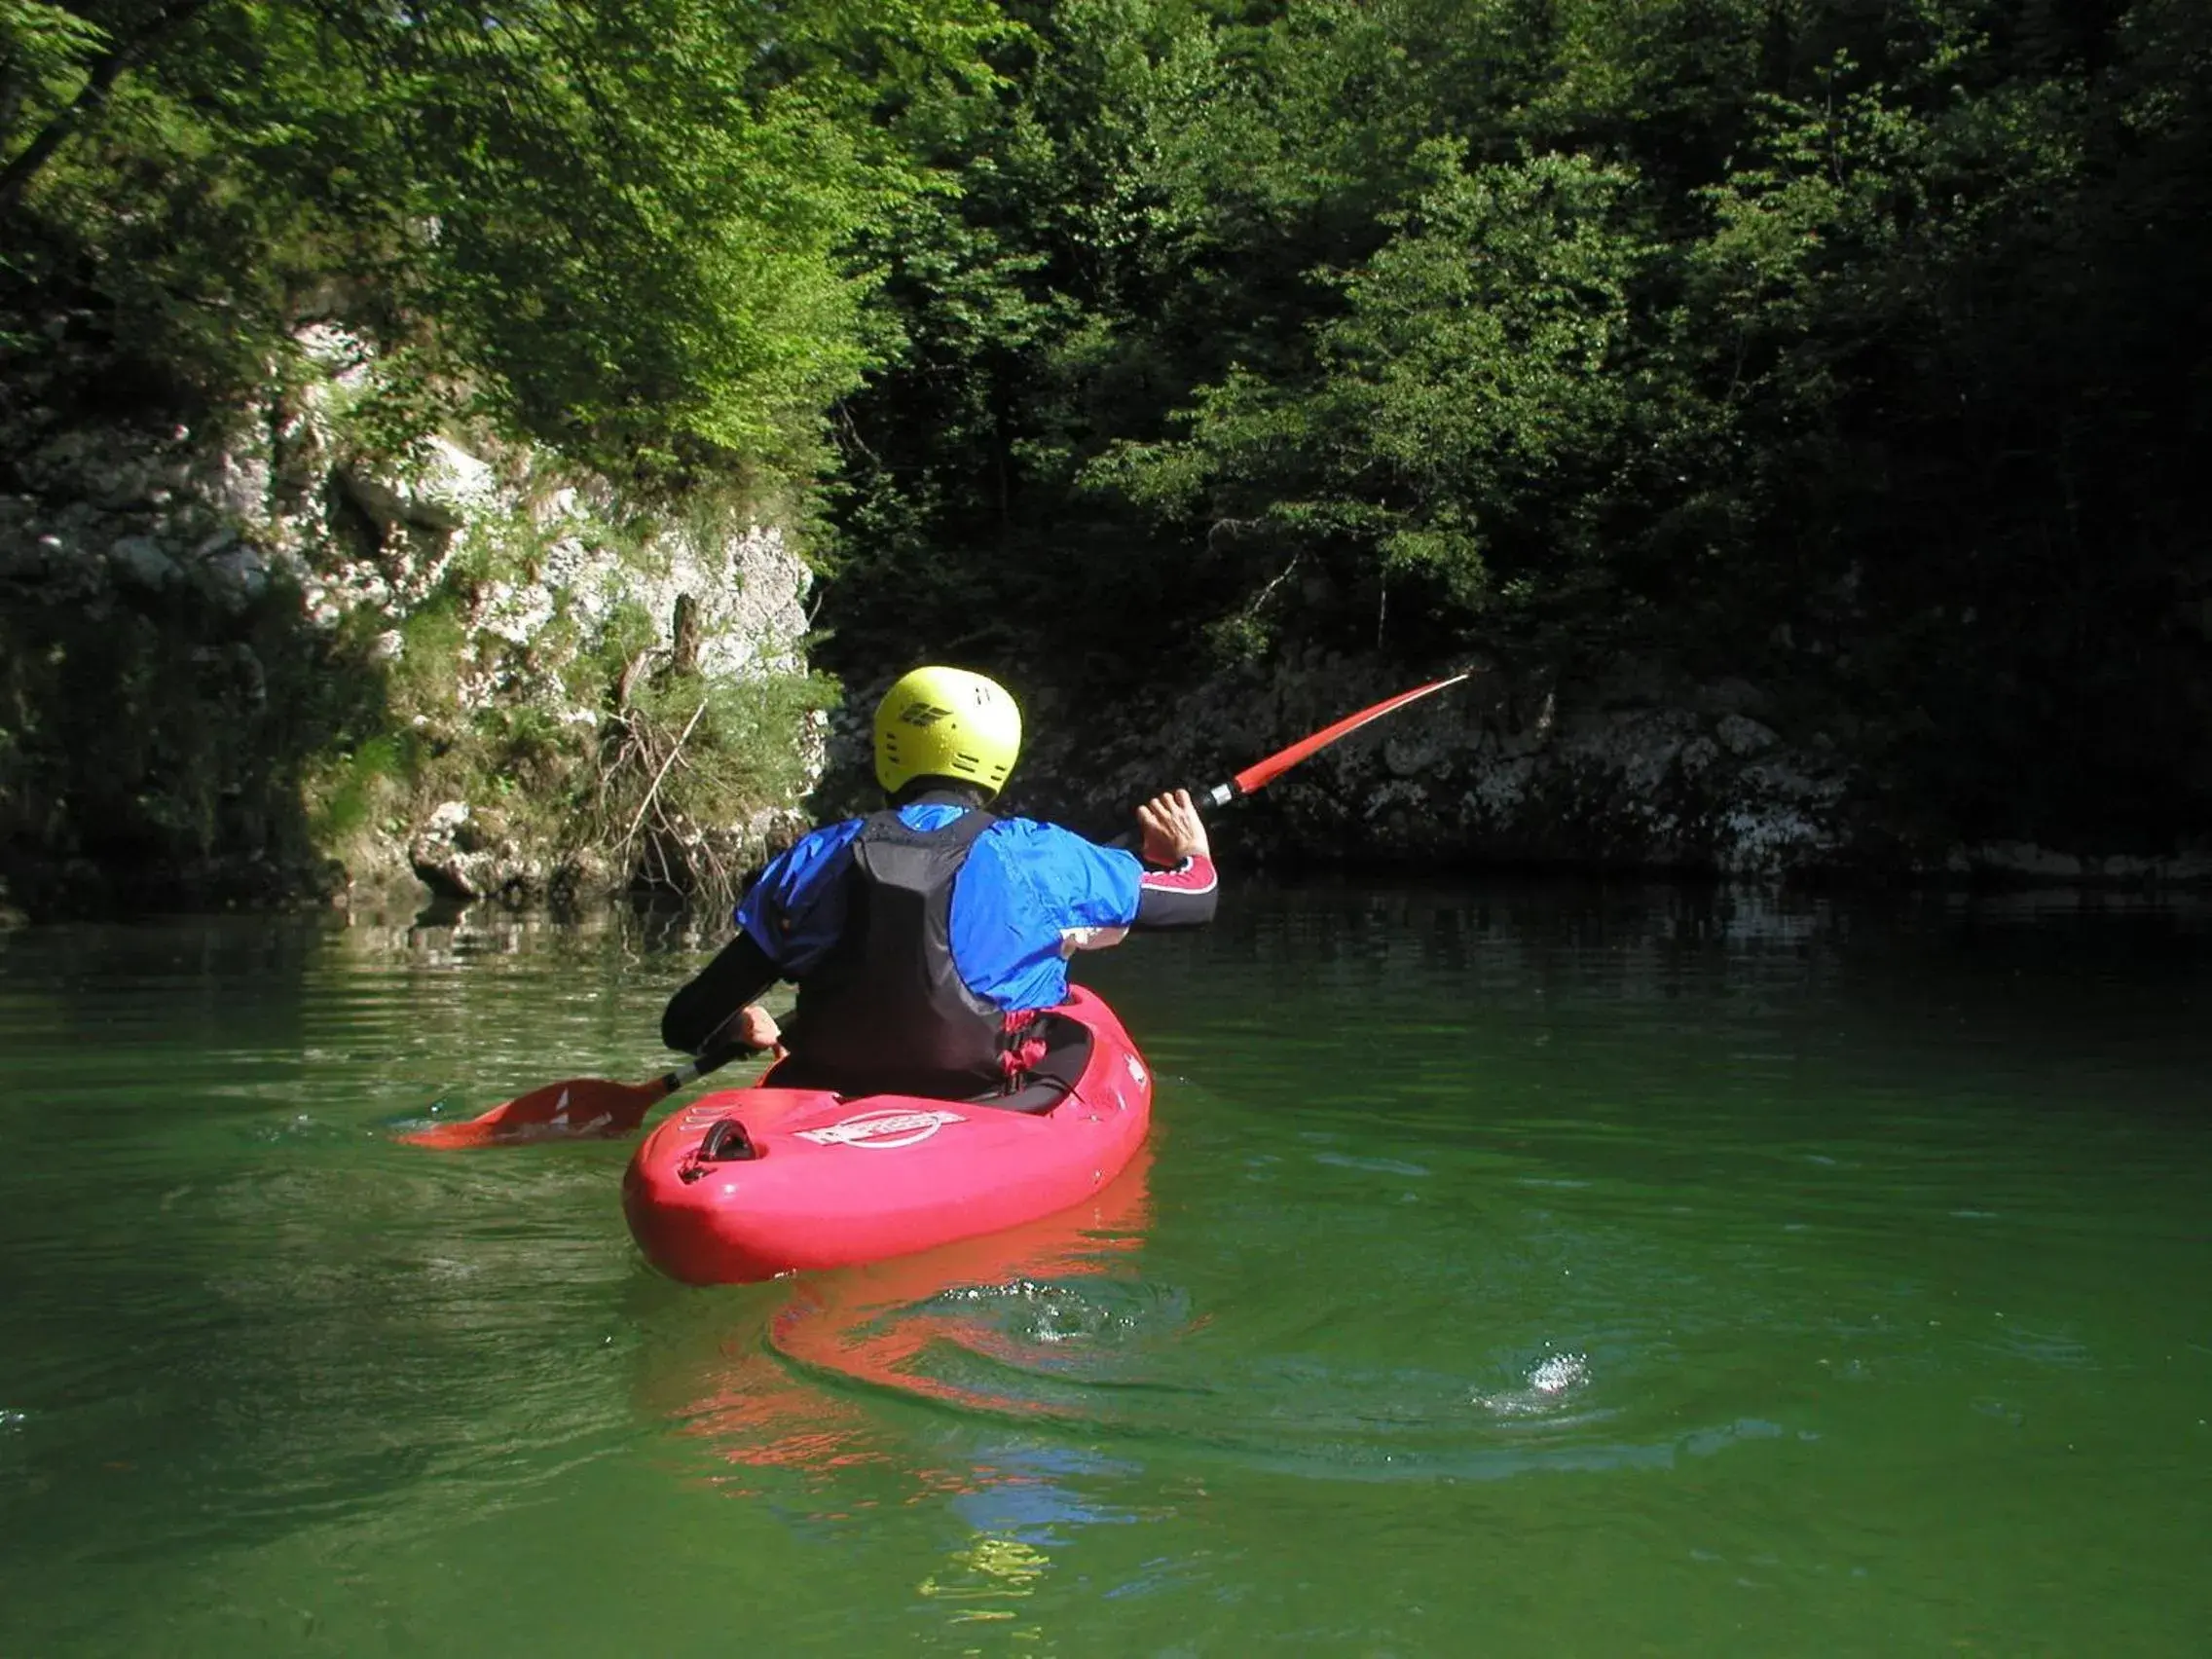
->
[{"left": 873, "top": 666, "right": 1022, "bottom": 797}]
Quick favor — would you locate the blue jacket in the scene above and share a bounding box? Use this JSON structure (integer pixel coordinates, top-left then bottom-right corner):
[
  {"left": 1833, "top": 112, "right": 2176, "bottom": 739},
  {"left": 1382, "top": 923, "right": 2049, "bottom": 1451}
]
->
[{"left": 736, "top": 803, "right": 1144, "bottom": 1012}]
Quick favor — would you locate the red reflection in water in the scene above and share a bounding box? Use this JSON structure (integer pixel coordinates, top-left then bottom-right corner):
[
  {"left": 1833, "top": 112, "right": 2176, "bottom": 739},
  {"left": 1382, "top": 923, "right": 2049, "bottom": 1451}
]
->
[{"left": 658, "top": 1147, "right": 1154, "bottom": 1500}]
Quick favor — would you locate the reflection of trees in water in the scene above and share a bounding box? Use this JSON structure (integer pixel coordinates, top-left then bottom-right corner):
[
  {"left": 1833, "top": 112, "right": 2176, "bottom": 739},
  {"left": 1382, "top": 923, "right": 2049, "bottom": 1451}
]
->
[
  {"left": 1191, "top": 879, "right": 2212, "bottom": 975},
  {"left": 1098, "top": 881, "right": 2212, "bottom": 1089}
]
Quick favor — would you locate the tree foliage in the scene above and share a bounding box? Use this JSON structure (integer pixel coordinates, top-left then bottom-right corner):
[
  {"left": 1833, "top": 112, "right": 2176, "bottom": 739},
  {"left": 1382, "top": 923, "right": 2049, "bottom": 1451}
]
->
[
  {"left": 2, "top": 0, "right": 1002, "bottom": 479},
  {"left": 8, "top": 0, "right": 2212, "bottom": 854},
  {"left": 822, "top": 0, "right": 2212, "bottom": 849}
]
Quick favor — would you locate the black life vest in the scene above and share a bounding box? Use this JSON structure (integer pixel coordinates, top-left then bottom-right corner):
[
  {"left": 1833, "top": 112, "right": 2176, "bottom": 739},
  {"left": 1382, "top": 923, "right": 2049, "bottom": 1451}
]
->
[{"left": 784, "top": 806, "right": 1008, "bottom": 1099}]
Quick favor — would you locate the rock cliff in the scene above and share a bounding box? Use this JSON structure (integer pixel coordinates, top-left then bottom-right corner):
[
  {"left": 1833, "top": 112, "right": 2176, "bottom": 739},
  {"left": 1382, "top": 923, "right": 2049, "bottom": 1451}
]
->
[
  {"left": 824, "top": 652, "right": 2212, "bottom": 887},
  {"left": 0, "top": 322, "right": 822, "bottom": 916}
]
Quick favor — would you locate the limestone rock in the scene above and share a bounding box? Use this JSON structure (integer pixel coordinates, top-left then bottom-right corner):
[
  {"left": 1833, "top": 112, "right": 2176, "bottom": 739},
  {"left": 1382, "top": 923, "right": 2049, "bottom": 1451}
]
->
[
  {"left": 338, "top": 435, "right": 498, "bottom": 535},
  {"left": 4, "top": 321, "right": 818, "bottom": 911}
]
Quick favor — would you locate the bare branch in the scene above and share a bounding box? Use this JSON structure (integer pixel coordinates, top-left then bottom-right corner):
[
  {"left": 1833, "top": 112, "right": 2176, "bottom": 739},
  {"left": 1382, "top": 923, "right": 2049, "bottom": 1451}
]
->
[{"left": 620, "top": 698, "right": 707, "bottom": 847}]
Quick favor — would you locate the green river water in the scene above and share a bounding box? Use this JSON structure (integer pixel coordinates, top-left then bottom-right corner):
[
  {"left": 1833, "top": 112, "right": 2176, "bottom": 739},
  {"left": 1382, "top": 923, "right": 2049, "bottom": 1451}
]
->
[{"left": 1, "top": 883, "right": 2207, "bottom": 1656}]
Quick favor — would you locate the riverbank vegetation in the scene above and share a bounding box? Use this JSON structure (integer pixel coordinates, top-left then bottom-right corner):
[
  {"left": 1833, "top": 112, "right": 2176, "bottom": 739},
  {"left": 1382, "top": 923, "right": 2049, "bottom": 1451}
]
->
[
  {"left": 830, "top": 0, "right": 2212, "bottom": 856},
  {"left": 1, "top": 0, "right": 986, "bottom": 906},
  {"left": 2, "top": 0, "right": 1000, "bottom": 476},
  {"left": 5, "top": 0, "right": 2210, "bottom": 908}
]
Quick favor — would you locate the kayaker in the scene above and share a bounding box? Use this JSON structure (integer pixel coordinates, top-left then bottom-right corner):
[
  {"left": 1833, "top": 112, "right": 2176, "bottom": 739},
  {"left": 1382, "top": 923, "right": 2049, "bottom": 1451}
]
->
[{"left": 661, "top": 665, "right": 1218, "bottom": 1101}]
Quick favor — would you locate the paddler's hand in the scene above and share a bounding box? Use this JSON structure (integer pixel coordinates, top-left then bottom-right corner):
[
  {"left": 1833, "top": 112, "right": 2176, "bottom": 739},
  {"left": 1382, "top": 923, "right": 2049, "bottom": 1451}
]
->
[
  {"left": 736, "top": 1003, "right": 781, "bottom": 1052},
  {"left": 1136, "top": 788, "right": 1210, "bottom": 866},
  {"left": 710, "top": 1003, "right": 781, "bottom": 1055}
]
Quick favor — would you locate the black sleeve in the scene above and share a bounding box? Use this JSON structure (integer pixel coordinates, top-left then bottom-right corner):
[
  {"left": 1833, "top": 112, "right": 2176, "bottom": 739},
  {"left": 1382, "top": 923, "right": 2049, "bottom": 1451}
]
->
[
  {"left": 1130, "top": 853, "right": 1220, "bottom": 930},
  {"left": 661, "top": 931, "right": 782, "bottom": 1053}
]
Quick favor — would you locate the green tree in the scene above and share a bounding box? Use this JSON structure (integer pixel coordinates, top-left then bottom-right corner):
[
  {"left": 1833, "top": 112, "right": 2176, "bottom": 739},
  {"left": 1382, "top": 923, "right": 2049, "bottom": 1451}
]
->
[
  {"left": 1096, "top": 143, "right": 1666, "bottom": 655},
  {"left": 3, "top": 1, "right": 1003, "bottom": 479}
]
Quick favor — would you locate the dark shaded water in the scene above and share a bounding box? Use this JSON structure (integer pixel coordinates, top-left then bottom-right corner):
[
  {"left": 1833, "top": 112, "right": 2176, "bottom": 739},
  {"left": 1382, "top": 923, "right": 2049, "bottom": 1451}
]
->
[{"left": 1, "top": 884, "right": 2207, "bottom": 1654}]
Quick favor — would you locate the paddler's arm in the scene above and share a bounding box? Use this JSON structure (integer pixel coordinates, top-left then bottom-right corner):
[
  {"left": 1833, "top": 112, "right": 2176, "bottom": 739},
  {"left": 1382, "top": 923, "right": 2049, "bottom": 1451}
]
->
[
  {"left": 660, "top": 932, "right": 781, "bottom": 1054},
  {"left": 1131, "top": 788, "right": 1218, "bottom": 930},
  {"left": 663, "top": 825, "right": 849, "bottom": 1052}
]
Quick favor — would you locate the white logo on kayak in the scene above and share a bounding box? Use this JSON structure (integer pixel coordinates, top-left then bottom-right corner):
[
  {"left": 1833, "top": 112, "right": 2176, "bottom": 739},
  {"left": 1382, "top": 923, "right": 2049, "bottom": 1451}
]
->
[{"left": 797, "top": 1109, "right": 965, "bottom": 1149}]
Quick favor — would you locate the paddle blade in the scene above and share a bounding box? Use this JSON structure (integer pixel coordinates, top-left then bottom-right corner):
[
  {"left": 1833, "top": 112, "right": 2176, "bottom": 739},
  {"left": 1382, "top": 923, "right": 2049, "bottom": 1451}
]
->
[
  {"left": 1230, "top": 673, "right": 1469, "bottom": 797},
  {"left": 401, "top": 1075, "right": 666, "bottom": 1149}
]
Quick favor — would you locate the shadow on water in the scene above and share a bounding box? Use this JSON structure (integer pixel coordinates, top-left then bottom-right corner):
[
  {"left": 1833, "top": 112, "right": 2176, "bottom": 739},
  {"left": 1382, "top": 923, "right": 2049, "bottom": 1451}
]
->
[{"left": 0, "top": 571, "right": 394, "bottom": 916}]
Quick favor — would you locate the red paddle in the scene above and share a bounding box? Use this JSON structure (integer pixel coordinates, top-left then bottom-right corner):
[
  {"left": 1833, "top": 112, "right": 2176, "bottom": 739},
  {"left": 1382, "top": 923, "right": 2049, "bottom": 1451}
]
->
[
  {"left": 401, "top": 1043, "right": 750, "bottom": 1149},
  {"left": 1189, "top": 671, "right": 1472, "bottom": 808},
  {"left": 1111, "top": 669, "right": 1473, "bottom": 851}
]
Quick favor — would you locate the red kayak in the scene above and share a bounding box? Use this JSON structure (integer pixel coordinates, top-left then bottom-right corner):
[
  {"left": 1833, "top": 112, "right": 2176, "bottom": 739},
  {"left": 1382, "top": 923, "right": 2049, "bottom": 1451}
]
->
[{"left": 622, "top": 986, "right": 1154, "bottom": 1284}]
